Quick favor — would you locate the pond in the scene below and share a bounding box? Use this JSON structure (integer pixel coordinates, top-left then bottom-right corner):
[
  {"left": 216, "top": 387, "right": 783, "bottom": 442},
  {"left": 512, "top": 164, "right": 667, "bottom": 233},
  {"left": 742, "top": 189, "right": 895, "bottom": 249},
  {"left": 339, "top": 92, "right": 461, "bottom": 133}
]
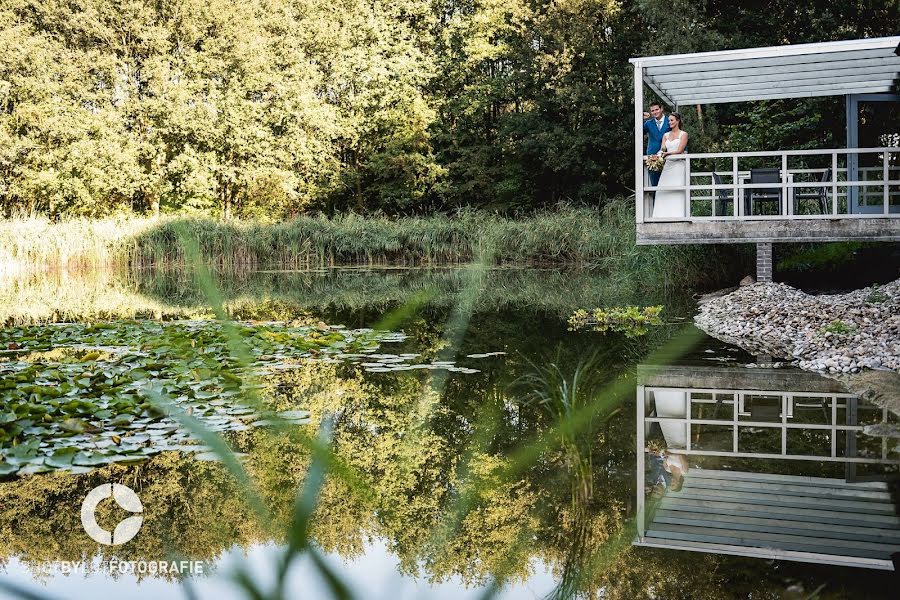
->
[{"left": 0, "top": 267, "right": 897, "bottom": 599}]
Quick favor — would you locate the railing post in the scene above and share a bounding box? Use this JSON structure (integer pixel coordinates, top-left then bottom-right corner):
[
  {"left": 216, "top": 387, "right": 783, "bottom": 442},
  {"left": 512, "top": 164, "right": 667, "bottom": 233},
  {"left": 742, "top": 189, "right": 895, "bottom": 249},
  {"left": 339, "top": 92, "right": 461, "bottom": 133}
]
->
[
  {"left": 782, "top": 153, "right": 789, "bottom": 216},
  {"left": 733, "top": 155, "right": 740, "bottom": 218},
  {"left": 684, "top": 156, "right": 691, "bottom": 218},
  {"left": 832, "top": 152, "right": 838, "bottom": 215},
  {"left": 732, "top": 393, "right": 738, "bottom": 453},
  {"left": 884, "top": 149, "right": 890, "bottom": 215},
  {"left": 636, "top": 385, "right": 645, "bottom": 540}
]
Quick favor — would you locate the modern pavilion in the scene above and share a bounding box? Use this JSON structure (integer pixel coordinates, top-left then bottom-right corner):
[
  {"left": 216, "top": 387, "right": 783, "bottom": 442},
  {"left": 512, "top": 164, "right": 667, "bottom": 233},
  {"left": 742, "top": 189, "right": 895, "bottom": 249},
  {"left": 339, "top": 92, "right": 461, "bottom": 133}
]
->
[{"left": 630, "top": 36, "right": 900, "bottom": 281}]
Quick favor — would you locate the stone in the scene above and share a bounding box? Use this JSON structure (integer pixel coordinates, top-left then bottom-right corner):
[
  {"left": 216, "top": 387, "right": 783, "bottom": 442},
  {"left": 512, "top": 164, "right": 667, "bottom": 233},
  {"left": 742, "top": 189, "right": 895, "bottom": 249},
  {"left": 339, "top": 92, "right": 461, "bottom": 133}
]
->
[{"left": 694, "top": 278, "right": 900, "bottom": 375}]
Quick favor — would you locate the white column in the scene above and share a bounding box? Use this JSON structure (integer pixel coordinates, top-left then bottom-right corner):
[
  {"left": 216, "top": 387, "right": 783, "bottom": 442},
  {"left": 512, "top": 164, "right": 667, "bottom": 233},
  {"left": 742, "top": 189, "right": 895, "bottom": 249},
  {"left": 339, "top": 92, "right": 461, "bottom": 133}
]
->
[
  {"left": 636, "top": 385, "right": 645, "bottom": 539},
  {"left": 634, "top": 62, "right": 644, "bottom": 223}
]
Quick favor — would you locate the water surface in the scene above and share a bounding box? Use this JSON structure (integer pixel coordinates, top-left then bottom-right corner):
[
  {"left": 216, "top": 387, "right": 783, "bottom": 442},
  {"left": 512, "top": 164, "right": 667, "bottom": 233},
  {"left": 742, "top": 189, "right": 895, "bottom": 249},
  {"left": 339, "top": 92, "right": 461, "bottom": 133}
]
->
[{"left": 0, "top": 267, "right": 896, "bottom": 599}]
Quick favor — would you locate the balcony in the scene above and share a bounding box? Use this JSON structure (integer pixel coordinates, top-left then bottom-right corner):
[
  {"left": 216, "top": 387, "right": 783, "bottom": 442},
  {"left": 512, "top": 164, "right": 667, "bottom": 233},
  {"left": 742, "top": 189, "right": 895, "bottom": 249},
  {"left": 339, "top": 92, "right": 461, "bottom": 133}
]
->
[{"left": 636, "top": 147, "right": 900, "bottom": 244}]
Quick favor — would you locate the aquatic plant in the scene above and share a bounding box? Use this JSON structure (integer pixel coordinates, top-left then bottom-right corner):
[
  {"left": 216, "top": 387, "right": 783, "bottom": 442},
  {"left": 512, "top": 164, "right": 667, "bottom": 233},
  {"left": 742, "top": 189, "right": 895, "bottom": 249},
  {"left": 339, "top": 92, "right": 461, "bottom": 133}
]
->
[
  {"left": 567, "top": 305, "right": 664, "bottom": 338},
  {"left": 0, "top": 320, "right": 394, "bottom": 477}
]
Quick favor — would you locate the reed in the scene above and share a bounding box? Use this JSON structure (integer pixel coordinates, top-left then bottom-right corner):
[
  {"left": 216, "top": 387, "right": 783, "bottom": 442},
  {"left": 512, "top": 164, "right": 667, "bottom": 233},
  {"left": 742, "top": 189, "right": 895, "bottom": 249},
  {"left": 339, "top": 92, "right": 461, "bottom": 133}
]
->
[{"left": 0, "top": 200, "right": 747, "bottom": 284}]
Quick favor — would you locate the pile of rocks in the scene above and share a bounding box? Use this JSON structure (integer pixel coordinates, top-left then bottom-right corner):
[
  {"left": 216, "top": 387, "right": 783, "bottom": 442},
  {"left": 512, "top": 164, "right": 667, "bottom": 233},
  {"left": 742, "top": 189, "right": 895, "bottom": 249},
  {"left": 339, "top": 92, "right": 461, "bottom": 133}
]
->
[{"left": 695, "top": 278, "right": 900, "bottom": 374}]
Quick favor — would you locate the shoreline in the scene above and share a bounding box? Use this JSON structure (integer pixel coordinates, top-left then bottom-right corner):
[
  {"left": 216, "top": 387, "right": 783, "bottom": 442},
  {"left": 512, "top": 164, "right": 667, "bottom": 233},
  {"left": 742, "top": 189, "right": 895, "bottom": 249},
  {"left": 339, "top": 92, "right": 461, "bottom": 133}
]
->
[{"left": 694, "top": 278, "right": 900, "bottom": 414}]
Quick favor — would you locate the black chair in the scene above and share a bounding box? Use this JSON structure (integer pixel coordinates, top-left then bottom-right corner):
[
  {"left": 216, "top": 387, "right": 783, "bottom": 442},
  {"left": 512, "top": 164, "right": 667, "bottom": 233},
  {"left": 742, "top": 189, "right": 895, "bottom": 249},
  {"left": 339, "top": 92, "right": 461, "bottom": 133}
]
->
[
  {"left": 794, "top": 168, "right": 831, "bottom": 215},
  {"left": 712, "top": 172, "right": 733, "bottom": 216},
  {"left": 744, "top": 168, "right": 783, "bottom": 215}
]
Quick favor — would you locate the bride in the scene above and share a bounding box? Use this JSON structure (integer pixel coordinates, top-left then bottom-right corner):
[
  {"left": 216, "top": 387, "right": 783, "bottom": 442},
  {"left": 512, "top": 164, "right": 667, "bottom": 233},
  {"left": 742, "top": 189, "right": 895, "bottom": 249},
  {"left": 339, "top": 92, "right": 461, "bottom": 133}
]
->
[{"left": 652, "top": 112, "right": 689, "bottom": 219}]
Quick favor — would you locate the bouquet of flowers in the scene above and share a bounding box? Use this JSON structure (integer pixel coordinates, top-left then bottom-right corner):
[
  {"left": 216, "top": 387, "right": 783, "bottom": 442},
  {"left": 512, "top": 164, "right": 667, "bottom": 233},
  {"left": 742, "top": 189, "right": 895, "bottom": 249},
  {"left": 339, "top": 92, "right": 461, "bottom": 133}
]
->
[{"left": 645, "top": 154, "right": 666, "bottom": 172}]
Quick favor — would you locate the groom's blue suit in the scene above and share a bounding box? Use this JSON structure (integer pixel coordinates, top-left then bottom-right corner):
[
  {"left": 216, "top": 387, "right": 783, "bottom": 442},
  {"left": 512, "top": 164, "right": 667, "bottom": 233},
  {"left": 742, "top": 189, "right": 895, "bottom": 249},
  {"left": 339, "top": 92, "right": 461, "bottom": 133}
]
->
[{"left": 644, "top": 117, "right": 670, "bottom": 187}]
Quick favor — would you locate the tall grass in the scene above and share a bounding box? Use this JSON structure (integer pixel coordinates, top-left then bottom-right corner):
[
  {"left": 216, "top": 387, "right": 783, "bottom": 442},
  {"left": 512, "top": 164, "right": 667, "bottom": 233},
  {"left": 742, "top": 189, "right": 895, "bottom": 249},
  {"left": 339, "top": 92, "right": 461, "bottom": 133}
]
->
[{"left": 0, "top": 200, "right": 748, "bottom": 285}]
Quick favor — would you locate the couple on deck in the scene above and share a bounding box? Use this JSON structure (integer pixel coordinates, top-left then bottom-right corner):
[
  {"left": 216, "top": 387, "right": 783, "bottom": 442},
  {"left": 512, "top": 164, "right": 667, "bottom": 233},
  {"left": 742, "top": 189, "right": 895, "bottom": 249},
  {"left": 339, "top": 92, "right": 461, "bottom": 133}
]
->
[{"left": 643, "top": 102, "right": 689, "bottom": 218}]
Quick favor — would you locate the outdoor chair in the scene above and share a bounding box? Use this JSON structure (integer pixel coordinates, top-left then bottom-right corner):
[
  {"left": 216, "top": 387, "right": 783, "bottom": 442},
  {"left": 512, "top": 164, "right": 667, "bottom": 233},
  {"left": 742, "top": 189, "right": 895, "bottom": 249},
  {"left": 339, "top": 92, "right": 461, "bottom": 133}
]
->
[
  {"left": 712, "top": 172, "right": 733, "bottom": 216},
  {"left": 744, "top": 168, "right": 783, "bottom": 215},
  {"left": 794, "top": 168, "right": 832, "bottom": 215}
]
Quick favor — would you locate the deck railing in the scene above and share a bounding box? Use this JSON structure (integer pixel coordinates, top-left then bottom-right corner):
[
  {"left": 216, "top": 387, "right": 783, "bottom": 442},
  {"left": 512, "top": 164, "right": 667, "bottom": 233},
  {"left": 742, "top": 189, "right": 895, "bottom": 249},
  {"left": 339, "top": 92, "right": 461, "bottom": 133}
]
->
[
  {"left": 639, "top": 386, "right": 899, "bottom": 465},
  {"left": 637, "top": 147, "right": 900, "bottom": 223}
]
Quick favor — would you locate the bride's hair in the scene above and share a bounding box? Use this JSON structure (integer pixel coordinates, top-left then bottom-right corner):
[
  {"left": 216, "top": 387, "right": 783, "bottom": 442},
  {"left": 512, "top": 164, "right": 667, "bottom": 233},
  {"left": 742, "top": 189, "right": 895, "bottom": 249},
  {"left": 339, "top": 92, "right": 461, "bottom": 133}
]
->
[{"left": 670, "top": 112, "right": 683, "bottom": 128}]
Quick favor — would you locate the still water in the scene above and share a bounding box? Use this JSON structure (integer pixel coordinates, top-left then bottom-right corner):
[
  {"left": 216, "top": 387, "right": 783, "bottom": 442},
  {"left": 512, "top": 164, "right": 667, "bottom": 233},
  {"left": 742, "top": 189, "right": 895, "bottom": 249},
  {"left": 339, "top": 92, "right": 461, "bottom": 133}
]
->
[{"left": 0, "top": 267, "right": 897, "bottom": 599}]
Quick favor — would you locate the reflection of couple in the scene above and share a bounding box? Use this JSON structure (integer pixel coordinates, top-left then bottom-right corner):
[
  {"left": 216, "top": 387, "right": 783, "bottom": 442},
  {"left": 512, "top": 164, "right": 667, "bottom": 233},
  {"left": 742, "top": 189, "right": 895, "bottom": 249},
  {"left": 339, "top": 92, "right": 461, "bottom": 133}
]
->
[
  {"left": 643, "top": 102, "right": 689, "bottom": 218},
  {"left": 646, "top": 389, "right": 690, "bottom": 496}
]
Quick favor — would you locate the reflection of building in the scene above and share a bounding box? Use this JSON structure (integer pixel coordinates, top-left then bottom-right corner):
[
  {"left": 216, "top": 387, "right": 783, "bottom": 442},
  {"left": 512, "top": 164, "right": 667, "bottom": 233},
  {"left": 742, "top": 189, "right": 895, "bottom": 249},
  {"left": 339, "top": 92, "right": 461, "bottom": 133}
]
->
[{"left": 636, "top": 364, "right": 900, "bottom": 570}]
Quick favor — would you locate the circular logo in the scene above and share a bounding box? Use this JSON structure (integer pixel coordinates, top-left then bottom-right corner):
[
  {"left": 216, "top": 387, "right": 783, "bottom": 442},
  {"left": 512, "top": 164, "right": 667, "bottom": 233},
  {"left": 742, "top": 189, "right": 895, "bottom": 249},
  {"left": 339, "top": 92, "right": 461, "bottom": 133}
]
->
[{"left": 80, "top": 483, "right": 144, "bottom": 545}]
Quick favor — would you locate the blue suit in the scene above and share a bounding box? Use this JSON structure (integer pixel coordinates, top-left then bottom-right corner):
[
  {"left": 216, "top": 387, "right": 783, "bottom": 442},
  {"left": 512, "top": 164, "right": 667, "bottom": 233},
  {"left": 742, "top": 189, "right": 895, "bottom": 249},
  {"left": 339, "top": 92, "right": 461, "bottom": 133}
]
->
[{"left": 644, "top": 117, "right": 670, "bottom": 187}]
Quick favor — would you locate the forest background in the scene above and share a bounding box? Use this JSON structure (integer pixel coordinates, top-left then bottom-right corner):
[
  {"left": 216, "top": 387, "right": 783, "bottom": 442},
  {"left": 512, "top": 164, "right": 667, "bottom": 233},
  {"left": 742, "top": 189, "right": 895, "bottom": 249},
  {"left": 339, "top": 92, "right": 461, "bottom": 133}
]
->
[{"left": 0, "top": 0, "right": 896, "bottom": 220}]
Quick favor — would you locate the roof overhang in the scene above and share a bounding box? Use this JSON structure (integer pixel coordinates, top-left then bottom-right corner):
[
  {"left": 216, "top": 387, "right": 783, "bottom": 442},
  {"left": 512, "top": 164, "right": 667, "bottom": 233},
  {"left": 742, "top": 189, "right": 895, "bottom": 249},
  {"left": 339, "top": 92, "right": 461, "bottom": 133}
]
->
[{"left": 630, "top": 37, "right": 900, "bottom": 106}]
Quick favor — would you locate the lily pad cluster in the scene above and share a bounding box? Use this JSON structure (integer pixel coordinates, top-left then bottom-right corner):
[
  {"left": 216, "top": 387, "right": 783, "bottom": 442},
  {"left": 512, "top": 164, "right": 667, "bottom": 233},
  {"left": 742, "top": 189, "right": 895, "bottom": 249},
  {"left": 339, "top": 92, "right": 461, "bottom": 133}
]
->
[
  {"left": 0, "top": 320, "right": 398, "bottom": 477},
  {"left": 340, "top": 351, "right": 507, "bottom": 374}
]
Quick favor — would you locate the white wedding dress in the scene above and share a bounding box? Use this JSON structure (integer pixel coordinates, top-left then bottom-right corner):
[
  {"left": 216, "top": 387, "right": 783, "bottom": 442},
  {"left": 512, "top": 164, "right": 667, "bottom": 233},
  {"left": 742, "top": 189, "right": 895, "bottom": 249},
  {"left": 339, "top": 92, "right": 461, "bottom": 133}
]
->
[{"left": 652, "top": 132, "right": 687, "bottom": 219}]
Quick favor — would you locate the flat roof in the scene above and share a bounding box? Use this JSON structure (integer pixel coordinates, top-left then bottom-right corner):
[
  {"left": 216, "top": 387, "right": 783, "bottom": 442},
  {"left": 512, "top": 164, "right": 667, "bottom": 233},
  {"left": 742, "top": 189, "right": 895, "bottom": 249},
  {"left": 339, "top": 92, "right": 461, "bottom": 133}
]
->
[{"left": 630, "top": 36, "right": 900, "bottom": 106}]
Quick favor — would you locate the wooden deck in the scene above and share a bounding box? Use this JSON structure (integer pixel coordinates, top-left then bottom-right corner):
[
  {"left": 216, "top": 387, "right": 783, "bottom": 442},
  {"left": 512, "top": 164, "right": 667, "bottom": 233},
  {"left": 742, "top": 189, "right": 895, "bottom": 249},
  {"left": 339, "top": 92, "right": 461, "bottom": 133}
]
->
[
  {"left": 633, "top": 147, "right": 900, "bottom": 245},
  {"left": 636, "top": 469, "right": 900, "bottom": 570}
]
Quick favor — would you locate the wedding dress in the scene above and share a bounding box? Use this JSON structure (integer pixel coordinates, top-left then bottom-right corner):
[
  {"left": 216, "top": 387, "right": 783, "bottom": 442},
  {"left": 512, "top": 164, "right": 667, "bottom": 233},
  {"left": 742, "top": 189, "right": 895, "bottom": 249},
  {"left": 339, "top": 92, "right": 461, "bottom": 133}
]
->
[
  {"left": 651, "top": 132, "right": 687, "bottom": 219},
  {"left": 653, "top": 390, "right": 688, "bottom": 450}
]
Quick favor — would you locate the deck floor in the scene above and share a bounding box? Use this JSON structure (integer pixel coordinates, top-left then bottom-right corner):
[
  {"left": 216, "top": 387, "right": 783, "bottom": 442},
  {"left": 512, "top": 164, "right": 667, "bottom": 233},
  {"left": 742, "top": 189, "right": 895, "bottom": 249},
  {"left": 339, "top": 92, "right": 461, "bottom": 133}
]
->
[{"left": 636, "top": 469, "right": 900, "bottom": 569}]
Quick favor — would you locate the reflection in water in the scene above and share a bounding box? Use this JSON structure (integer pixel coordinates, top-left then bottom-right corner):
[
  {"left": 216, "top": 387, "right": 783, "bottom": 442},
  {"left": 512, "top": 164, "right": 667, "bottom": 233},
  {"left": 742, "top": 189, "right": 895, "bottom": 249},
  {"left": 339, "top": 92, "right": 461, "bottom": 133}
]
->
[
  {"left": 1, "top": 267, "right": 898, "bottom": 598},
  {"left": 637, "top": 363, "right": 900, "bottom": 571}
]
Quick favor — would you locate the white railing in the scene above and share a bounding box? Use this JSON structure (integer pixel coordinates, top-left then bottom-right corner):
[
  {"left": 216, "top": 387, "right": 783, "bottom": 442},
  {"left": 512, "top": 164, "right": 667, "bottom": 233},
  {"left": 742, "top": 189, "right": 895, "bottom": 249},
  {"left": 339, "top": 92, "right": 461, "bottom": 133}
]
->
[
  {"left": 640, "top": 386, "right": 898, "bottom": 464},
  {"left": 638, "top": 147, "right": 900, "bottom": 222}
]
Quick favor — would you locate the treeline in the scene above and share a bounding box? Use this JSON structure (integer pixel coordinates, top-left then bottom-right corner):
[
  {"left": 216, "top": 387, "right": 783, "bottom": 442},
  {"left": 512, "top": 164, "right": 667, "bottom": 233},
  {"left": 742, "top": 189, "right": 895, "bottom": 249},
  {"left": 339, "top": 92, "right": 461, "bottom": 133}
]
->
[{"left": 0, "top": 1, "right": 895, "bottom": 218}]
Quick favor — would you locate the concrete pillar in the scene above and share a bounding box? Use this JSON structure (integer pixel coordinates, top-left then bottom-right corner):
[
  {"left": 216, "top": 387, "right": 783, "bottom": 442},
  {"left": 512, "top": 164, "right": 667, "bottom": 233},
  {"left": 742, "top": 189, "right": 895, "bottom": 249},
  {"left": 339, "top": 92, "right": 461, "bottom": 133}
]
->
[
  {"left": 756, "top": 242, "right": 773, "bottom": 282},
  {"left": 756, "top": 354, "right": 774, "bottom": 366}
]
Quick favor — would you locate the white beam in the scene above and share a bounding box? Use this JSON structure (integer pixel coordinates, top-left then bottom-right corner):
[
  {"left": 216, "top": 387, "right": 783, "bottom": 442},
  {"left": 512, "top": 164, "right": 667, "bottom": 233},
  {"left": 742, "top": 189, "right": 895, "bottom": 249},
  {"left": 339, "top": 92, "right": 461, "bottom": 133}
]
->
[
  {"left": 644, "top": 49, "right": 895, "bottom": 80},
  {"left": 644, "top": 75, "right": 676, "bottom": 108},
  {"left": 680, "top": 84, "right": 897, "bottom": 105},
  {"left": 656, "top": 65, "right": 900, "bottom": 91},
  {"left": 667, "top": 76, "right": 899, "bottom": 100},
  {"left": 634, "top": 62, "right": 645, "bottom": 224},
  {"left": 629, "top": 36, "right": 900, "bottom": 68}
]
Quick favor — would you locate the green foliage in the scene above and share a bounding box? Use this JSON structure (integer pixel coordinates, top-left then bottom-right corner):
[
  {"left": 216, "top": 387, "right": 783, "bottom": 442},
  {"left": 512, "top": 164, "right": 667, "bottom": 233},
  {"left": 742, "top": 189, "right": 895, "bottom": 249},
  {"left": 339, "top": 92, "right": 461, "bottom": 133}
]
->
[
  {"left": 776, "top": 242, "right": 863, "bottom": 272},
  {"left": 568, "top": 305, "right": 663, "bottom": 337},
  {"left": 0, "top": 319, "right": 390, "bottom": 476},
  {"left": 866, "top": 285, "right": 889, "bottom": 304},
  {"left": 0, "top": 0, "right": 438, "bottom": 218},
  {"left": 819, "top": 319, "right": 855, "bottom": 336},
  {"left": 0, "top": 200, "right": 750, "bottom": 287},
  {"left": 4, "top": 1, "right": 893, "bottom": 217}
]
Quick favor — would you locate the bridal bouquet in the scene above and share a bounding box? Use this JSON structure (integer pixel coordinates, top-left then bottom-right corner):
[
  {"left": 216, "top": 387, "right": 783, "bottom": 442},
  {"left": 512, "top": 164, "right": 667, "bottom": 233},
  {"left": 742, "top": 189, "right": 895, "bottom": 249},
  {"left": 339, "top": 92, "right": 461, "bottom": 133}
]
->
[{"left": 645, "top": 154, "right": 665, "bottom": 172}]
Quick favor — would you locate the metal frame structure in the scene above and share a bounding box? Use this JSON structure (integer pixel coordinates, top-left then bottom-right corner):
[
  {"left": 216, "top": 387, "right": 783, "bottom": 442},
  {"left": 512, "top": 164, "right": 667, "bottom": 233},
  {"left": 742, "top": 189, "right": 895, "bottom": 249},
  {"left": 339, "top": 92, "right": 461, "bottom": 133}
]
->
[
  {"left": 630, "top": 37, "right": 900, "bottom": 244},
  {"left": 638, "top": 147, "right": 900, "bottom": 223},
  {"left": 640, "top": 386, "right": 898, "bottom": 465},
  {"left": 630, "top": 37, "right": 900, "bottom": 108},
  {"left": 635, "top": 376, "right": 900, "bottom": 570}
]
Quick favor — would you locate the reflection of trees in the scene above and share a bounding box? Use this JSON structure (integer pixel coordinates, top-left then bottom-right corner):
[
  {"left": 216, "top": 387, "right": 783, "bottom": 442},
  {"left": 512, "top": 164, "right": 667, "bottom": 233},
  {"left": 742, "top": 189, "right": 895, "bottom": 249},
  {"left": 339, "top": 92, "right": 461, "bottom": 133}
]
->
[
  {"left": 0, "top": 451, "right": 264, "bottom": 577},
  {"left": 2, "top": 357, "right": 888, "bottom": 597},
  {"left": 0, "top": 267, "right": 701, "bottom": 326}
]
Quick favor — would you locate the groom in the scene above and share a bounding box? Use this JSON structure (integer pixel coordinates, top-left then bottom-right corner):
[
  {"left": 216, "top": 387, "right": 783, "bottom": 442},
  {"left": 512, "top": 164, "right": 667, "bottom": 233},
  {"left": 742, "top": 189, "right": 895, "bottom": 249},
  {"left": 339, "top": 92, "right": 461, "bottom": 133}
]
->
[{"left": 642, "top": 102, "right": 670, "bottom": 188}]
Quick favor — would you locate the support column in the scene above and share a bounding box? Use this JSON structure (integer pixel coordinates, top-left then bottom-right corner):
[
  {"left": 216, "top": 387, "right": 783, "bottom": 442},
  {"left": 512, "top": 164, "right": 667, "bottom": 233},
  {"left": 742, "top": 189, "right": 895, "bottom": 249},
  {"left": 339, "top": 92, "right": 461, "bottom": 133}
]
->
[
  {"left": 756, "top": 242, "right": 773, "bottom": 282},
  {"left": 634, "top": 62, "right": 644, "bottom": 224}
]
